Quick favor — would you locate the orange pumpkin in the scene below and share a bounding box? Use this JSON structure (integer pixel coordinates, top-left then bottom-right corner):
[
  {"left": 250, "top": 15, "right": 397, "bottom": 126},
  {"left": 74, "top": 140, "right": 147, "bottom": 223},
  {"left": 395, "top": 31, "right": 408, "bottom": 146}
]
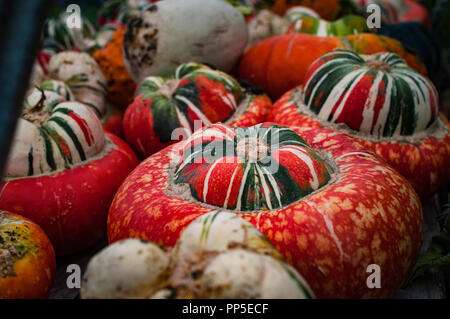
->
[
  {"left": 0, "top": 211, "right": 55, "bottom": 299},
  {"left": 237, "top": 33, "right": 427, "bottom": 99}
]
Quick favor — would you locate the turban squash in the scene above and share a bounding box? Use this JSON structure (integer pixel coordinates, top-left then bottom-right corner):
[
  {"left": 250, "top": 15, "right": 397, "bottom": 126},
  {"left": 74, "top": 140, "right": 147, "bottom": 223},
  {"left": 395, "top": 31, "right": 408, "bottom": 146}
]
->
[
  {"left": 270, "top": 0, "right": 342, "bottom": 20},
  {"left": 123, "top": 62, "right": 272, "bottom": 157},
  {"left": 0, "top": 211, "right": 55, "bottom": 299},
  {"left": 269, "top": 50, "right": 450, "bottom": 198},
  {"left": 0, "top": 88, "right": 138, "bottom": 255},
  {"left": 42, "top": 9, "right": 119, "bottom": 54},
  {"left": 108, "top": 122, "right": 423, "bottom": 298},
  {"left": 237, "top": 33, "right": 427, "bottom": 99}
]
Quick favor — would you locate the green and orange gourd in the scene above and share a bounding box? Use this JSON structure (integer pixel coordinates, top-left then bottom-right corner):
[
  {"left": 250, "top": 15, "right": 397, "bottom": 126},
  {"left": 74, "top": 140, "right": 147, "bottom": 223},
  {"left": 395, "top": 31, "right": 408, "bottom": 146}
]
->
[
  {"left": 0, "top": 211, "right": 55, "bottom": 298},
  {"left": 33, "top": 50, "right": 124, "bottom": 136}
]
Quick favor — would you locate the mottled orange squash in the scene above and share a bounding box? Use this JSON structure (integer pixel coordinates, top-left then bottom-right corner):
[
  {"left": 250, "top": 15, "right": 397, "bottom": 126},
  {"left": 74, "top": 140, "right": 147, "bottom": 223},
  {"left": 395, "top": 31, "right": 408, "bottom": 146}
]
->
[{"left": 0, "top": 211, "right": 55, "bottom": 299}]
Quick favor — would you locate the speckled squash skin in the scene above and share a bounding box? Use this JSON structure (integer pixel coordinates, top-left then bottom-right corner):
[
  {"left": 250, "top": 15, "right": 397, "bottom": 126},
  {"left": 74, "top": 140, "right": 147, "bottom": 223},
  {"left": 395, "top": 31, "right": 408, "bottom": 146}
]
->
[
  {"left": 269, "top": 50, "right": 450, "bottom": 198},
  {"left": 0, "top": 133, "right": 138, "bottom": 255},
  {"left": 0, "top": 211, "right": 55, "bottom": 299},
  {"left": 122, "top": 0, "right": 248, "bottom": 83},
  {"left": 237, "top": 33, "right": 427, "bottom": 99},
  {"left": 123, "top": 63, "right": 272, "bottom": 157},
  {"left": 108, "top": 123, "right": 423, "bottom": 298}
]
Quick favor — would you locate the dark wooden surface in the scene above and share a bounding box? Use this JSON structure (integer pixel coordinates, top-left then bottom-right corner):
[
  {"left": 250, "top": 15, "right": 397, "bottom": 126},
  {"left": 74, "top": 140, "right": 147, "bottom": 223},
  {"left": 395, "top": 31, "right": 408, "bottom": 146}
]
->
[
  {"left": 49, "top": 238, "right": 107, "bottom": 299},
  {"left": 393, "top": 197, "right": 447, "bottom": 299},
  {"left": 0, "top": 0, "right": 53, "bottom": 177},
  {"left": 49, "top": 195, "right": 448, "bottom": 299}
]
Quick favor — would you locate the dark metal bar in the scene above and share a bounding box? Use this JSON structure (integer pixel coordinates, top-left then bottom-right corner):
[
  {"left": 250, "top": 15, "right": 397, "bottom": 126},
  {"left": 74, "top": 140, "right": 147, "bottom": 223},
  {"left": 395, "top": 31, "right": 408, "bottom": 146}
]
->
[{"left": 0, "top": 0, "right": 54, "bottom": 178}]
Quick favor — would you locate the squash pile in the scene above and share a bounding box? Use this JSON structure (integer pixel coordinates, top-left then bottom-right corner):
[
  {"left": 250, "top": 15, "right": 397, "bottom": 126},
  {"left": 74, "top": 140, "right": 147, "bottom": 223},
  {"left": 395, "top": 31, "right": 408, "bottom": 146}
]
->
[
  {"left": 1, "top": 0, "right": 449, "bottom": 300},
  {"left": 108, "top": 123, "right": 423, "bottom": 298}
]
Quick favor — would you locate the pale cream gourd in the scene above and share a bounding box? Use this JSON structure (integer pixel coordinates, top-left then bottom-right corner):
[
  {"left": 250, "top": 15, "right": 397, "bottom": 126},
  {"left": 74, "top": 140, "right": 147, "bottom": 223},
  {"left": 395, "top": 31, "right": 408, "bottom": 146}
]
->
[
  {"left": 5, "top": 87, "right": 105, "bottom": 178},
  {"left": 81, "top": 212, "right": 314, "bottom": 299},
  {"left": 48, "top": 51, "right": 107, "bottom": 117},
  {"left": 80, "top": 239, "right": 169, "bottom": 299},
  {"left": 122, "top": 0, "right": 248, "bottom": 83}
]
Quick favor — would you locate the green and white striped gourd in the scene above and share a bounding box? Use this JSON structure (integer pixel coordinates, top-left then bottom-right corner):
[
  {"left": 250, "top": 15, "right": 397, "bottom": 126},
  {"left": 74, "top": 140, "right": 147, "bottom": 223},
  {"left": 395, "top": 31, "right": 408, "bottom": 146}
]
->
[
  {"left": 174, "top": 123, "right": 333, "bottom": 211},
  {"left": 302, "top": 49, "right": 439, "bottom": 138},
  {"left": 48, "top": 51, "right": 108, "bottom": 118},
  {"left": 6, "top": 87, "right": 105, "bottom": 178},
  {"left": 42, "top": 11, "right": 96, "bottom": 53}
]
